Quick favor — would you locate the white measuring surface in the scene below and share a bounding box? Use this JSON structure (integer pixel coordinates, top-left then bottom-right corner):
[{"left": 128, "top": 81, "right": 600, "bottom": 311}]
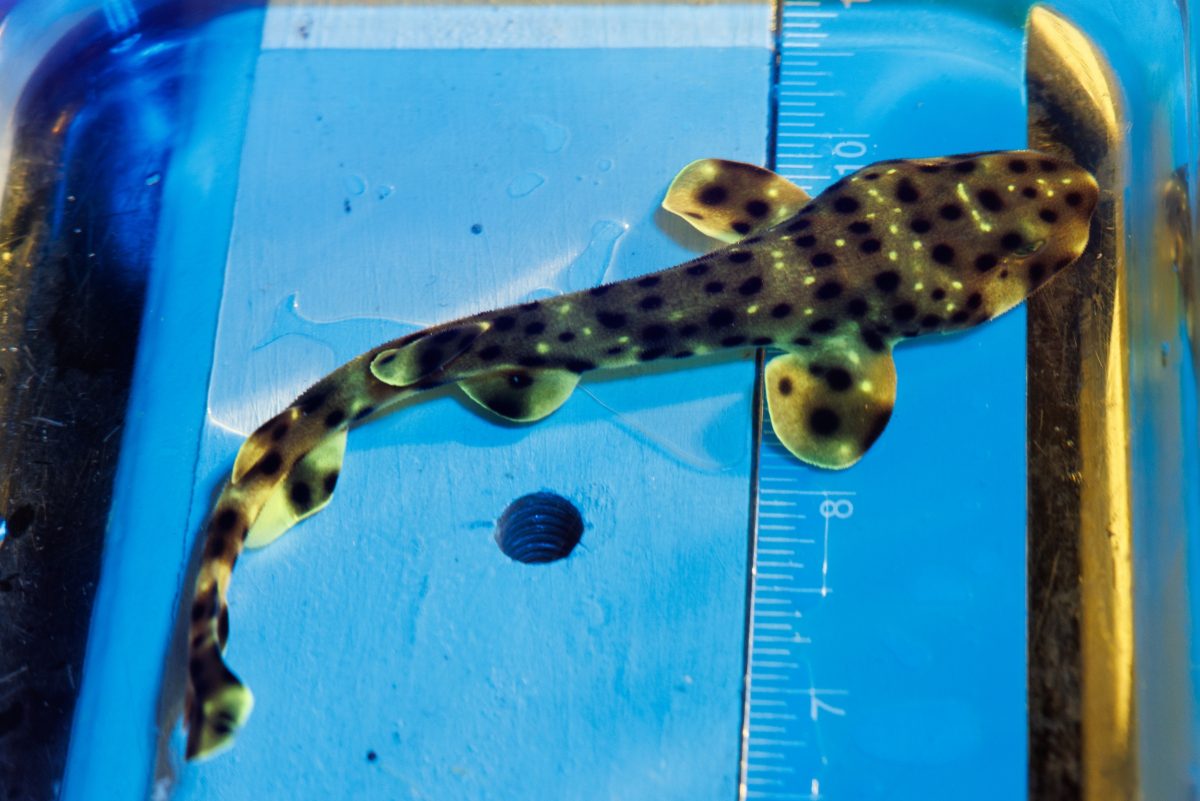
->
[{"left": 742, "top": 2, "right": 1029, "bottom": 800}]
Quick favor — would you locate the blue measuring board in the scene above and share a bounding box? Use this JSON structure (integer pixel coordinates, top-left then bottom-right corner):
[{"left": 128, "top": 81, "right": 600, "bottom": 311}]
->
[{"left": 743, "top": 3, "right": 1030, "bottom": 800}]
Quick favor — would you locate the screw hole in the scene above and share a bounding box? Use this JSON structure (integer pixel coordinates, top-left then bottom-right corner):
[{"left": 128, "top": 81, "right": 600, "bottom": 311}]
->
[{"left": 495, "top": 492, "right": 583, "bottom": 564}]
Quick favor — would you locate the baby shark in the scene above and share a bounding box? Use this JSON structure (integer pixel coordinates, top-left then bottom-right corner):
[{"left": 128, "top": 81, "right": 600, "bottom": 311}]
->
[{"left": 184, "top": 150, "right": 1098, "bottom": 759}]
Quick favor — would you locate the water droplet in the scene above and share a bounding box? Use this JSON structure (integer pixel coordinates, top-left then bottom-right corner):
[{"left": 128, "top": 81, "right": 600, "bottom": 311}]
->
[
  {"left": 527, "top": 115, "right": 570, "bottom": 153},
  {"left": 145, "top": 173, "right": 161, "bottom": 186},
  {"left": 597, "top": 159, "right": 613, "bottom": 172},
  {"left": 506, "top": 172, "right": 545, "bottom": 198},
  {"left": 376, "top": 184, "right": 394, "bottom": 200},
  {"left": 345, "top": 175, "right": 367, "bottom": 196},
  {"left": 470, "top": 223, "right": 483, "bottom": 235}
]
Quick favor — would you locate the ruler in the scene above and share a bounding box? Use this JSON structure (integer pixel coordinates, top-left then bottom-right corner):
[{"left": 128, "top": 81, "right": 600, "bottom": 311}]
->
[{"left": 742, "top": 2, "right": 1029, "bottom": 800}]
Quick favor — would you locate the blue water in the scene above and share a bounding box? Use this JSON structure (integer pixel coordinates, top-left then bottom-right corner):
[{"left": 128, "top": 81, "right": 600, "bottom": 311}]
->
[{"left": 41, "top": 1, "right": 1197, "bottom": 800}]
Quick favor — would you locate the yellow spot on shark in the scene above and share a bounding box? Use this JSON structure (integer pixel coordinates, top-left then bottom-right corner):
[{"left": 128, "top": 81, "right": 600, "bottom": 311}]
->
[
  {"left": 860, "top": 380, "right": 874, "bottom": 392},
  {"left": 952, "top": 280, "right": 964, "bottom": 290},
  {"left": 558, "top": 304, "right": 572, "bottom": 315},
  {"left": 888, "top": 251, "right": 898, "bottom": 261},
  {"left": 804, "top": 276, "right": 816, "bottom": 286},
  {"left": 747, "top": 305, "right": 759, "bottom": 315},
  {"left": 536, "top": 342, "right": 550, "bottom": 355},
  {"left": 583, "top": 327, "right": 593, "bottom": 336},
  {"left": 618, "top": 336, "right": 630, "bottom": 344},
  {"left": 835, "top": 238, "right": 845, "bottom": 247},
  {"left": 914, "top": 281, "right": 925, "bottom": 291},
  {"left": 804, "top": 307, "right": 814, "bottom": 316}
]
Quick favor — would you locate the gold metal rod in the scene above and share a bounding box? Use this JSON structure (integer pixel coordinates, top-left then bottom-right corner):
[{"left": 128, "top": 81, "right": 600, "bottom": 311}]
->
[{"left": 1025, "top": 6, "right": 1133, "bottom": 799}]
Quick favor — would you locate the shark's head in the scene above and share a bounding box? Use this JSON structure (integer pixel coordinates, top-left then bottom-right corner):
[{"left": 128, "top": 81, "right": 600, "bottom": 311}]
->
[{"left": 785, "top": 150, "right": 1099, "bottom": 336}]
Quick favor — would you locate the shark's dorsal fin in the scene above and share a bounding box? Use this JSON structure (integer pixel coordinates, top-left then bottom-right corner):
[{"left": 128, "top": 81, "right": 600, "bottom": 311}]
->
[
  {"left": 663, "top": 158, "right": 810, "bottom": 243},
  {"left": 764, "top": 344, "right": 896, "bottom": 469},
  {"left": 459, "top": 368, "right": 580, "bottom": 422},
  {"left": 244, "top": 429, "right": 348, "bottom": 549}
]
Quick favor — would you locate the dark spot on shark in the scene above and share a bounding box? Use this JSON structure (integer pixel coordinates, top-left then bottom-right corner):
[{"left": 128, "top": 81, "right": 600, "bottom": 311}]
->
[
  {"left": 1039, "top": 208, "right": 1059, "bottom": 223},
  {"left": 812, "top": 278, "right": 845, "bottom": 301},
  {"left": 778, "top": 377, "right": 793, "bottom": 396},
  {"left": 809, "top": 318, "right": 837, "bottom": 334},
  {"left": 709, "top": 308, "right": 736, "bottom": 328},
  {"left": 566, "top": 359, "right": 595, "bottom": 373},
  {"left": 874, "top": 271, "right": 900, "bottom": 292},
  {"left": 257, "top": 451, "right": 283, "bottom": 476},
  {"left": 809, "top": 408, "right": 840, "bottom": 436},
  {"left": 846, "top": 297, "right": 868, "bottom": 317},
  {"left": 977, "top": 189, "right": 1004, "bottom": 212},
  {"left": 686, "top": 262, "right": 710, "bottom": 276},
  {"left": 1000, "top": 231, "right": 1024, "bottom": 251},
  {"left": 705, "top": 281, "right": 725, "bottom": 294},
  {"left": 812, "top": 252, "right": 835, "bottom": 268},
  {"left": 732, "top": 221, "right": 752, "bottom": 235},
  {"left": 640, "top": 296, "right": 664, "bottom": 311},
  {"left": 640, "top": 347, "right": 667, "bottom": 361},
  {"left": 699, "top": 185, "right": 728, "bottom": 205},
  {"left": 771, "top": 303, "right": 792, "bottom": 319},
  {"left": 1065, "top": 191, "right": 1083, "bottom": 207},
  {"left": 494, "top": 315, "right": 517, "bottom": 331},
  {"left": 860, "top": 239, "right": 881, "bottom": 254},
  {"left": 524, "top": 321, "right": 545, "bottom": 335},
  {"left": 862, "top": 329, "right": 885, "bottom": 352},
  {"left": 638, "top": 276, "right": 661, "bottom": 288},
  {"left": 896, "top": 179, "right": 920, "bottom": 203},
  {"left": 1008, "top": 158, "right": 1029, "bottom": 173},
  {"left": 825, "top": 367, "right": 852, "bottom": 391},
  {"left": 597, "top": 311, "right": 626, "bottom": 329},
  {"left": 721, "top": 335, "right": 747, "bottom": 347},
  {"left": 939, "top": 203, "right": 963, "bottom": 221},
  {"left": 289, "top": 481, "right": 313, "bottom": 512},
  {"left": 558, "top": 331, "right": 575, "bottom": 343},
  {"left": 479, "top": 344, "right": 502, "bottom": 361},
  {"left": 642, "top": 324, "right": 670, "bottom": 341},
  {"left": 848, "top": 221, "right": 872, "bottom": 234},
  {"left": 745, "top": 199, "right": 770, "bottom": 218},
  {"left": 324, "top": 408, "right": 346, "bottom": 428},
  {"left": 729, "top": 251, "right": 753, "bottom": 264},
  {"left": 910, "top": 219, "right": 932, "bottom": 234},
  {"left": 833, "top": 196, "right": 860, "bottom": 214},
  {"left": 975, "top": 253, "right": 998, "bottom": 272},
  {"left": 738, "top": 276, "right": 763, "bottom": 295},
  {"left": 931, "top": 244, "right": 955, "bottom": 265}
]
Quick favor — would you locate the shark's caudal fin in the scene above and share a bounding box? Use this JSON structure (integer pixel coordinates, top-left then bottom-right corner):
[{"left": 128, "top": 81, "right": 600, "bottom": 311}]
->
[{"left": 663, "top": 158, "right": 811, "bottom": 242}]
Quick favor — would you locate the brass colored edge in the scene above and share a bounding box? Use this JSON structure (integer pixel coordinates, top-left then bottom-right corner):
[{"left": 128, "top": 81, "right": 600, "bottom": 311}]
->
[{"left": 1025, "top": 6, "right": 1132, "bottom": 801}]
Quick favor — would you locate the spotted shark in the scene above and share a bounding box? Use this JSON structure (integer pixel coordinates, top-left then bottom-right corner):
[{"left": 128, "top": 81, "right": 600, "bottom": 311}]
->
[{"left": 184, "top": 150, "right": 1099, "bottom": 759}]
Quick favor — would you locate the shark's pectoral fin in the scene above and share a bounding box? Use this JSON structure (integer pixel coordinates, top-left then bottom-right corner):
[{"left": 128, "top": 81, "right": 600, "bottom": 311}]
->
[
  {"left": 244, "top": 429, "right": 348, "bottom": 549},
  {"left": 371, "top": 321, "right": 491, "bottom": 387},
  {"left": 764, "top": 345, "right": 896, "bottom": 470},
  {"left": 663, "top": 158, "right": 810, "bottom": 243},
  {"left": 459, "top": 368, "right": 580, "bottom": 423}
]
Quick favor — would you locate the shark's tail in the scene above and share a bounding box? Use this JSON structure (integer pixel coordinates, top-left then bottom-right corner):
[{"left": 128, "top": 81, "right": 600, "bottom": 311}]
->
[{"left": 182, "top": 323, "right": 490, "bottom": 760}]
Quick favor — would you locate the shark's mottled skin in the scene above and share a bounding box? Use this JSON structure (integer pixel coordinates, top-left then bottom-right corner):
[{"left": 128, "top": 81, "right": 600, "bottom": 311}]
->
[{"left": 184, "top": 151, "right": 1098, "bottom": 759}]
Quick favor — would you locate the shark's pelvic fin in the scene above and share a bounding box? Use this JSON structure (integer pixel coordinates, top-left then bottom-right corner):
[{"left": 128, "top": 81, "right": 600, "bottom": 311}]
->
[
  {"left": 764, "top": 345, "right": 896, "bottom": 470},
  {"left": 244, "top": 429, "right": 348, "bottom": 549},
  {"left": 663, "top": 158, "right": 810, "bottom": 242},
  {"left": 371, "top": 321, "right": 491, "bottom": 387},
  {"left": 459, "top": 368, "right": 580, "bottom": 422}
]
